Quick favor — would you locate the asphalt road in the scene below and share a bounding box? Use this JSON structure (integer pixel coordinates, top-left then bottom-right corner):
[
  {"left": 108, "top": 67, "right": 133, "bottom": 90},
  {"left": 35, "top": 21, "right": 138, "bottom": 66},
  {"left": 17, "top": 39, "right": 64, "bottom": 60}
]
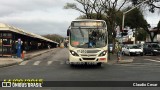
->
[{"left": 0, "top": 48, "right": 160, "bottom": 90}]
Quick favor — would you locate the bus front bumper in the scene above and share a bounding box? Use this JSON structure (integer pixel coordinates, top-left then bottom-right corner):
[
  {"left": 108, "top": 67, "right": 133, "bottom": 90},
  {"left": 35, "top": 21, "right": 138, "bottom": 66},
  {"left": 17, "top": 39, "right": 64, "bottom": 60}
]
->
[{"left": 69, "top": 55, "right": 108, "bottom": 64}]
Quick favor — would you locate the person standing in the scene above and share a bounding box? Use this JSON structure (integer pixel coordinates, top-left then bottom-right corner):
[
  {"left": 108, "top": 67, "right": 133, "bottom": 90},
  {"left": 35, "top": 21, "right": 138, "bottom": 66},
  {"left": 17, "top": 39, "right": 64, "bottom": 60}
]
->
[
  {"left": 17, "top": 39, "right": 21, "bottom": 58},
  {"left": 115, "top": 42, "right": 122, "bottom": 62}
]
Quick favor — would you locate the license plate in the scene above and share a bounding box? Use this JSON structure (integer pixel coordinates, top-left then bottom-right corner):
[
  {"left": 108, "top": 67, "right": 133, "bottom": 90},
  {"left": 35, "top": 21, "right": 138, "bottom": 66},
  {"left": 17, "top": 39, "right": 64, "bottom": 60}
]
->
[
  {"left": 136, "top": 52, "right": 140, "bottom": 54},
  {"left": 77, "top": 50, "right": 87, "bottom": 53}
]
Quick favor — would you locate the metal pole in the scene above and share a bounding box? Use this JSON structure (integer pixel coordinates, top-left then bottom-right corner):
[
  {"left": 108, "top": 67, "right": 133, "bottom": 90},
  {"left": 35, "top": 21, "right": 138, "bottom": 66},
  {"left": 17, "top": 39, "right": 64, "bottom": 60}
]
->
[
  {"left": 124, "top": 0, "right": 149, "bottom": 15},
  {"left": 122, "top": 13, "right": 125, "bottom": 31},
  {"left": 121, "top": 0, "right": 149, "bottom": 42},
  {"left": 122, "top": 0, "right": 149, "bottom": 32},
  {"left": 121, "top": 13, "right": 125, "bottom": 44}
]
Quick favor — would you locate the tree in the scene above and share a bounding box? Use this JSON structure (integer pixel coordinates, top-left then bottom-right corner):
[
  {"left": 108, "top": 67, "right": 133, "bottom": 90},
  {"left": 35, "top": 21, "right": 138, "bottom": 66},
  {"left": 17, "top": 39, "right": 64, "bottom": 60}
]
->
[
  {"left": 77, "top": 13, "right": 117, "bottom": 43},
  {"left": 131, "top": 0, "right": 160, "bottom": 13},
  {"left": 64, "top": 0, "right": 129, "bottom": 29},
  {"left": 150, "top": 21, "right": 160, "bottom": 42},
  {"left": 64, "top": 0, "right": 129, "bottom": 52},
  {"left": 100, "top": 0, "right": 129, "bottom": 39},
  {"left": 121, "top": 7, "right": 157, "bottom": 42},
  {"left": 76, "top": 13, "right": 106, "bottom": 20},
  {"left": 43, "top": 34, "right": 64, "bottom": 43},
  {"left": 136, "top": 28, "right": 148, "bottom": 41},
  {"left": 64, "top": 0, "right": 94, "bottom": 19},
  {"left": 124, "top": 8, "right": 147, "bottom": 29}
]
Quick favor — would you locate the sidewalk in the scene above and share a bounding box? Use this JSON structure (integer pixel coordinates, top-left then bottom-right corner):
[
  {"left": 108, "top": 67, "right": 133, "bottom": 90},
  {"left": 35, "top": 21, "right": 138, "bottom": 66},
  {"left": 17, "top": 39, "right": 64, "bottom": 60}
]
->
[
  {"left": 0, "top": 58, "right": 22, "bottom": 68},
  {"left": 0, "top": 48, "right": 56, "bottom": 68},
  {"left": 108, "top": 53, "right": 134, "bottom": 64}
]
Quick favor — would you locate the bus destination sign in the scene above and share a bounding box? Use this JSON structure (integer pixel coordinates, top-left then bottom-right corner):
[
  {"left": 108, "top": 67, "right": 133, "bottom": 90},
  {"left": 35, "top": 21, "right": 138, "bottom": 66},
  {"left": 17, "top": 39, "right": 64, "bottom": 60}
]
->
[{"left": 71, "top": 21, "right": 105, "bottom": 27}]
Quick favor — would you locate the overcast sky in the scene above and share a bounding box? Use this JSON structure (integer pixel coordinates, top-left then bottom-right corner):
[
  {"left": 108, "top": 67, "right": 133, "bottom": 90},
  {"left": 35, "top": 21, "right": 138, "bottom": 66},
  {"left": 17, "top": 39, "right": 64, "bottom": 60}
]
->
[{"left": 0, "top": 0, "right": 159, "bottom": 36}]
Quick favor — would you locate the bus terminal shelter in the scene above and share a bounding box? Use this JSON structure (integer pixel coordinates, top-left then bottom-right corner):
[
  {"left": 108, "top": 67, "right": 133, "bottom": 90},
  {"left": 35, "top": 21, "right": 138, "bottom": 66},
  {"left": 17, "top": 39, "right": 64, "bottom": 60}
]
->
[{"left": 0, "top": 23, "right": 59, "bottom": 57}]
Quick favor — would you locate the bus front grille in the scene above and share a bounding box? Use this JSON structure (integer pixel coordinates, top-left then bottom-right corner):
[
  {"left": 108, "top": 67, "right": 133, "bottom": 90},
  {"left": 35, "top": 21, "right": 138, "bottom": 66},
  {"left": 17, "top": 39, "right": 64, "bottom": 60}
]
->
[
  {"left": 81, "top": 54, "right": 97, "bottom": 56},
  {"left": 82, "top": 58, "right": 95, "bottom": 60}
]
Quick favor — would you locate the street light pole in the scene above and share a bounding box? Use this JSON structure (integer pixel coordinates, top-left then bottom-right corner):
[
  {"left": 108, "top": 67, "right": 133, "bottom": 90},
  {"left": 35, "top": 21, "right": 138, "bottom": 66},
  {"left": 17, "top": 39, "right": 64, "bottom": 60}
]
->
[
  {"left": 122, "top": 14, "right": 125, "bottom": 31},
  {"left": 122, "top": 0, "right": 149, "bottom": 31}
]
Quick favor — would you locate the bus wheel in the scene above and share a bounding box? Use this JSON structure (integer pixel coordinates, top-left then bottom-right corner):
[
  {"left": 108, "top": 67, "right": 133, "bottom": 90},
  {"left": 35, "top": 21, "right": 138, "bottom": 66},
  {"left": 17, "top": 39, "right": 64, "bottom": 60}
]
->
[{"left": 97, "top": 63, "right": 102, "bottom": 67}]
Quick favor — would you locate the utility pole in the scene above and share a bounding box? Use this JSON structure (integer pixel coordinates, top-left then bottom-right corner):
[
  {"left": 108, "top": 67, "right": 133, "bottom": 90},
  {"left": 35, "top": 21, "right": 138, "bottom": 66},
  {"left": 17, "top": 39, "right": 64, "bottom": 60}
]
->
[{"left": 122, "top": 0, "right": 149, "bottom": 31}]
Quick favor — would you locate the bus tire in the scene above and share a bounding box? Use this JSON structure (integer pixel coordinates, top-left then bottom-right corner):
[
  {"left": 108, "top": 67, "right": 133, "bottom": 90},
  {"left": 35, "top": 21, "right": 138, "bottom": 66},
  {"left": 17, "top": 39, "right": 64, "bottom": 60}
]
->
[
  {"left": 70, "top": 62, "right": 75, "bottom": 67},
  {"left": 97, "top": 63, "right": 102, "bottom": 67},
  {"left": 70, "top": 64, "right": 75, "bottom": 67},
  {"left": 143, "top": 52, "right": 146, "bottom": 55}
]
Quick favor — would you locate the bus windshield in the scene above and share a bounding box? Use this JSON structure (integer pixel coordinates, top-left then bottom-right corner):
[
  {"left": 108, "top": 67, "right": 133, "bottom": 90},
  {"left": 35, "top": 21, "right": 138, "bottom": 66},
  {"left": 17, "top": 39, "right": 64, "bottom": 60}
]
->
[{"left": 70, "top": 28, "right": 107, "bottom": 48}]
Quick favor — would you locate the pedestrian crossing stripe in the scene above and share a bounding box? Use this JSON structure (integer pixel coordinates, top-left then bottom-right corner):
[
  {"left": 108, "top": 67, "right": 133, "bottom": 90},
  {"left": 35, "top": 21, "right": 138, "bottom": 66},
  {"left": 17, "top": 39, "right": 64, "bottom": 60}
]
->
[
  {"left": 19, "top": 61, "right": 29, "bottom": 65},
  {"left": 33, "top": 61, "right": 41, "bottom": 65},
  {"left": 143, "top": 56, "right": 152, "bottom": 57},
  {"left": 144, "top": 59, "right": 160, "bottom": 63},
  {"left": 60, "top": 61, "right": 66, "bottom": 64},
  {"left": 115, "top": 62, "right": 160, "bottom": 67},
  {"left": 19, "top": 60, "right": 65, "bottom": 66},
  {"left": 19, "top": 60, "right": 160, "bottom": 66},
  {"left": 47, "top": 61, "right": 53, "bottom": 65},
  {"left": 156, "top": 58, "right": 160, "bottom": 60}
]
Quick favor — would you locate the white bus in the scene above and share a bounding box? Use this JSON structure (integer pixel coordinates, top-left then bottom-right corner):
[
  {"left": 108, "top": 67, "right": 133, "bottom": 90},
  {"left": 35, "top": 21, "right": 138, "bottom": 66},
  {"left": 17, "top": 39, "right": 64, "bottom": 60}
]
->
[{"left": 67, "top": 19, "right": 108, "bottom": 66}]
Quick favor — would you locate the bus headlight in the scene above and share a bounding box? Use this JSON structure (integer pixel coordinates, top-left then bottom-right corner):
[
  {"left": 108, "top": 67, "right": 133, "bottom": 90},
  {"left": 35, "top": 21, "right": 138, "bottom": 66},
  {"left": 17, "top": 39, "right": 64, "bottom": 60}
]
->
[
  {"left": 99, "top": 50, "right": 107, "bottom": 56},
  {"left": 70, "top": 50, "right": 79, "bottom": 56}
]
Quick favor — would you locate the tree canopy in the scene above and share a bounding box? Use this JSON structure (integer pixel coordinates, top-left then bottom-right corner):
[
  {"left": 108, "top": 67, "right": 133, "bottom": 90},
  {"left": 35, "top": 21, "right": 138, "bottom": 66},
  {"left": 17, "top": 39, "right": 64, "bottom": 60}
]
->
[
  {"left": 43, "top": 34, "right": 64, "bottom": 43},
  {"left": 64, "top": 0, "right": 129, "bottom": 40},
  {"left": 64, "top": 0, "right": 159, "bottom": 43},
  {"left": 124, "top": 7, "right": 148, "bottom": 29},
  {"left": 131, "top": 0, "right": 160, "bottom": 13}
]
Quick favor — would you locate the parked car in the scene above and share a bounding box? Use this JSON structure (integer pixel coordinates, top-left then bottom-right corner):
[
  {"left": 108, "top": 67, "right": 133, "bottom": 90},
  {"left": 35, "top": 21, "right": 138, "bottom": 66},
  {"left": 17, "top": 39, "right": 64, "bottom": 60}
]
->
[
  {"left": 143, "top": 43, "right": 160, "bottom": 56},
  {"left": 123, "top": 44, "right": 143, "bottom": 56},
  {"left": 122, "top": 45, "right": 127, "bottom": 55}
]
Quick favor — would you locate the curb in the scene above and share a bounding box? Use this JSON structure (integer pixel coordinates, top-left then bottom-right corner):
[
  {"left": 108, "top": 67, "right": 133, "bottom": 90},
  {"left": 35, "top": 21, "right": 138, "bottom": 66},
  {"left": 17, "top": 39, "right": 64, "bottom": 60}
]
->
[
  {"left": 107, "top": 60, "right": 117, "bottom": 65},
  {"left": 0, "top": 60, "right": 23, "bottom": 68}
]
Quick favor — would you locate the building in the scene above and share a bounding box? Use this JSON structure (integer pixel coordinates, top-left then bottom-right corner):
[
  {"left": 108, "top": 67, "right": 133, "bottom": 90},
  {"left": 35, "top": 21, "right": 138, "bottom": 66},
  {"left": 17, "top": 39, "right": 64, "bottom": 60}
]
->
[{"left": 0, "top": 23, "right": 59, "bottom": 57}]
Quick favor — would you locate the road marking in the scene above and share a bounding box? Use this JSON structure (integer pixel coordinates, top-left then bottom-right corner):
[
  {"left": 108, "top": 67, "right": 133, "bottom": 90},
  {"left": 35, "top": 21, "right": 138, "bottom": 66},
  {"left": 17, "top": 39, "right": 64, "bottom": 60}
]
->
[
  {"left": 47, "top": 61, "right": 53, "bottom": 65},
  {"left": 115, "top": 63, "right": 160, "bottom": 67},
  {"left": 156, "top": 58, "right": 160, "bottom": 60},
  {"left": 19, "top": 61, "right": 29, "bottom": 65},
  {"left": 60, "top": 61, "right": 64, "bottom": 64},
  {"left": 116, "top": 63, "right": 146, "bottom": 66},
  {"left": 144, "top": 59, "right": 160, "bottom": 63},
  {"left": 33, "top": 61, "right": 41, "bottom": 65},
  {"left": 143, "top": 56, "right": 151, "bottom": 57}
]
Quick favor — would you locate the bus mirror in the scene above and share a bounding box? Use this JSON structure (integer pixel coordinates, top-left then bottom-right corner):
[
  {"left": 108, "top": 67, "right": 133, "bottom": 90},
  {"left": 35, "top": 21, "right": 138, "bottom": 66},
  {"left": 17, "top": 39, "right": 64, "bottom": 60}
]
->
[{"left": 67, "top": 29, "right": 70, "bottom": 36}]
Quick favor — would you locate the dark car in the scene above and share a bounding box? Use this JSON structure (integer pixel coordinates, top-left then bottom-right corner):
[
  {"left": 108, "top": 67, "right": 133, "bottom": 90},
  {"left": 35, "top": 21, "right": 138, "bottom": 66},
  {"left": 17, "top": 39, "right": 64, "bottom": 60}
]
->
[{"left": 143, "top": 43, "right": 160, "bottom": 56}]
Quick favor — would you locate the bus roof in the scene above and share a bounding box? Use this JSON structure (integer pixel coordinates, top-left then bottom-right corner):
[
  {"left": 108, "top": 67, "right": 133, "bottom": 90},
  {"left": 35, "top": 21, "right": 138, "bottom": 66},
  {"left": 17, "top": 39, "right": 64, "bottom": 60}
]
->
[{"left": 72, "top": 19, "right": 105, "bottom": 22}]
